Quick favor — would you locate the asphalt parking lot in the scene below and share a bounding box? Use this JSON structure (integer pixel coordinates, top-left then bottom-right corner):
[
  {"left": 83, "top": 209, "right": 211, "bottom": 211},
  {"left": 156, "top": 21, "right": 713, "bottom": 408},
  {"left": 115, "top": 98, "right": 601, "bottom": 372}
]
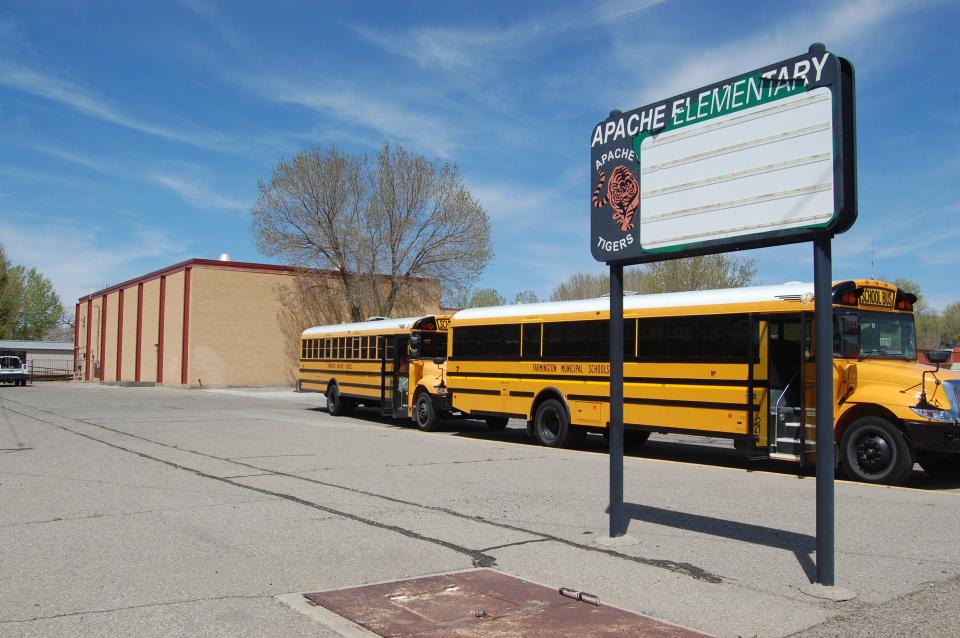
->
[{"left": 2, "top": 383, "right": 959, "bottom": 637}]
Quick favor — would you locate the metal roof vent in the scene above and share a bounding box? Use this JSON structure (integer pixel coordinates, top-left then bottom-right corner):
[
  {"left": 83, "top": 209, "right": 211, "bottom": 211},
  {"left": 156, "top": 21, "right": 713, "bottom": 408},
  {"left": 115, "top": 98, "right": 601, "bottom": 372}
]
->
[{"left": 218, "top": 253, "right": 232, "bottom": 261}]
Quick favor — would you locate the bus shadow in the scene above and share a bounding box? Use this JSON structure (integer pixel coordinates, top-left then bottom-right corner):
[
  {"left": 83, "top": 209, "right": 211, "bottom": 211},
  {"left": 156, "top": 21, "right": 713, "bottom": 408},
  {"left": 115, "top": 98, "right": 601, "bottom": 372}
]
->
[
  {"left": 615, "top": 502, "right": 818, "bottom": 582},
  {"left": 307, "top": 409, "right": 959, "bottom": 491}
]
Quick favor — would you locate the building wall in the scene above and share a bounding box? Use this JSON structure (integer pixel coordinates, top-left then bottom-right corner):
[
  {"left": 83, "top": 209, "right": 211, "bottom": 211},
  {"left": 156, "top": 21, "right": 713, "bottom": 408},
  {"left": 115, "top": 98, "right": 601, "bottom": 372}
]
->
[
  {"left": 188, "top": 267, "right": 299, "bottom": 387},
  {"left": 162, "top": 271, "right": 185, "bottom": 385},
  {"left": 103, "top": 290, "right": 120, "bottom": 381},
  {"left": 139, "top": 279, "right": 160, "bottom": 383},
  {"left": 79, "top": 296, "right": 106, "bottom": 380},
  {"left": 77, "top": 258, "right": 440, "bottom": 388},
  {"left": 120, "top": 286, "right": 138, "bottom": 381}
]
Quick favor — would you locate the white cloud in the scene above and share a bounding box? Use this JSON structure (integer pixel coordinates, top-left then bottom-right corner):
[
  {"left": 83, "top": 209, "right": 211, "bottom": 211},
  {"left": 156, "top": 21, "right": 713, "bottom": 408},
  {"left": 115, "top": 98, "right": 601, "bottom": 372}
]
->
[
  {"left": 627, "top": 0, "right": 924, "bottom": 105},
  {"left": 27, "top": 145, "right": 248, "bottom": 213},
  {"left": 0, "top": 219, "right": 191, "bottom": 304},
  {"left": 0, "top": 59, "right": 241, "bottom": 153},
  {"left": 355, "top": 0, "right": 667, "bottom": 73},
  {"left": 150, "top": 171, "right": 248, "bottom": 211},
  {"left": 243, "top": 77, "right": 459, "bottom": 158},
  {"left": 469, "top": 178, "right": 582, "bottom": 233}
]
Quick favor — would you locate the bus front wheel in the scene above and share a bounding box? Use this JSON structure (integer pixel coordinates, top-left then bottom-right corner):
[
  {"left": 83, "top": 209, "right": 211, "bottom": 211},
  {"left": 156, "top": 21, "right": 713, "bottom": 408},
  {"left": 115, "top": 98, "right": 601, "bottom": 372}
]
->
[
  {"left": 840, "top": 417, "right": 913, "bottom": 485},
  {"left": 327, "top": 385, "right": 353, "bottom": 417},
  {"left": 534, "top": 399, "right": 584, "bottom": 448},
  {"left": 415, "top": 393, "right": 440, "bottom": 432}
]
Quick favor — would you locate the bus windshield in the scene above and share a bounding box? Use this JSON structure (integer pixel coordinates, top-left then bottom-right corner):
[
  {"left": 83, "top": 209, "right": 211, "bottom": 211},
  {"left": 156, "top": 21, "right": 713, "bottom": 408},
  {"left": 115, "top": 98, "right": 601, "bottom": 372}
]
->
[
  {"left": 854, "top": 311, "right": 916, "bottom": 360},
  {"left": 414, "top": 331, "right": 448, "bottom": 359}
]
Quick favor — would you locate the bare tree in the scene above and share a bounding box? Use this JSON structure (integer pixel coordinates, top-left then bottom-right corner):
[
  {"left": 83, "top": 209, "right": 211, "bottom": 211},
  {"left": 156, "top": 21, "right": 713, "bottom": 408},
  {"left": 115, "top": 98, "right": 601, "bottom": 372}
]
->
[
  {"left": 550, "top": 272, "right": 610, "bottom": 301},
  {"left": 550, "top": 254, "right": 757, "bottom": 301},
  {"left": 252, "top": 143, "right": 492, "bottom": 322},
  {"left": 644, "top": 254, "right": 756, "bottom": 293},
  {"left": 513, "top": 289, "right": 538, "bottom": 304}
]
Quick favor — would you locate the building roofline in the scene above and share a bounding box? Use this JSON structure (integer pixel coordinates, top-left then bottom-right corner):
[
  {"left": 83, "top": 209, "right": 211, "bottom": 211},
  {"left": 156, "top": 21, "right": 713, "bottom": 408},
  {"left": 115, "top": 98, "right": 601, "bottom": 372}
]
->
[
  {"left": 77, "top": 258, "right": 315, "bottom": 302},
  {"left": 77, "top": 258, "right": 438, "bottom": 303}
]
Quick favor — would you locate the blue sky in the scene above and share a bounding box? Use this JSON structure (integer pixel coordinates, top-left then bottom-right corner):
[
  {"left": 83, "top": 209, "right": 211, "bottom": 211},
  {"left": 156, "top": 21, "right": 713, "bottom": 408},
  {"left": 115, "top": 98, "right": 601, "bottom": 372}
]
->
[{"left": 0, "top": 0, "right": 958, "bottom": 309}]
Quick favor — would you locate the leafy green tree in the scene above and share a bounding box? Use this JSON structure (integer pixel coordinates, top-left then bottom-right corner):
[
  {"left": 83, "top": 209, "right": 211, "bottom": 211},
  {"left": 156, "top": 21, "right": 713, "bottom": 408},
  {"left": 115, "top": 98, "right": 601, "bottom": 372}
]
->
[
  {"left": 11, "top": 266, "right": 64, "bottom": 340},
  {"left": 0, "top": 245, "right": 23, "bottom": 339},
  {"left": 939, "top": 302, "right": 960, "bottom": 347},
  {"left": 893, "top": 278, "right": 942, "bottom": 348}
]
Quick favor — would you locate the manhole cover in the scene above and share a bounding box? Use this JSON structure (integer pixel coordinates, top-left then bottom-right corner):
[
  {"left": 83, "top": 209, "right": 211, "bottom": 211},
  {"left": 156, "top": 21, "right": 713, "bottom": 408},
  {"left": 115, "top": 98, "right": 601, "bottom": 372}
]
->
[{"left": 303, "top": 569, "right": 708, "bottom": 637}]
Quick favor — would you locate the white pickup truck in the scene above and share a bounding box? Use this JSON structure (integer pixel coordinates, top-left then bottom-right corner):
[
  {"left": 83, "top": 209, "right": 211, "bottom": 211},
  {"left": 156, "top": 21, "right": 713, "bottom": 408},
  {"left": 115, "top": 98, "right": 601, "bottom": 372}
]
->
[{"left": 0, "top": 355, "right": 29, "bottom": 386}]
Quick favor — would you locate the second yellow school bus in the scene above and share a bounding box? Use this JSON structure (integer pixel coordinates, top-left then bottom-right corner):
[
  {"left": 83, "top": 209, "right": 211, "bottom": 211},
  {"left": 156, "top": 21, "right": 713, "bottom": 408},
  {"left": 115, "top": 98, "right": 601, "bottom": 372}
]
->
[
  {"left": 299, "top": 315, "right": 451, "bottom": 424},
  {"left": 444, "top": 279, "right": 960, "bottom": 485}
]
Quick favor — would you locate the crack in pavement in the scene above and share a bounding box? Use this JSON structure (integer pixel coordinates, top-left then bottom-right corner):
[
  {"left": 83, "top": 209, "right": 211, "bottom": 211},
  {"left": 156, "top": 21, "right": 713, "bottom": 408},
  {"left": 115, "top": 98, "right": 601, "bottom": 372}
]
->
[
  {"left": 0, "top": 594, "right": 271, "bottom": 624},
  {"left": 0, "top": 498, "right": 275, "bottom": 529},
  {"left": 5, "top": 400, "right": 723, "bottom": 583},
  {"left": 4, "top": 404, "right": 498, "bottom": 569},
  {"left": 477, "top": 538, "right": 552, "bottom": 553}
]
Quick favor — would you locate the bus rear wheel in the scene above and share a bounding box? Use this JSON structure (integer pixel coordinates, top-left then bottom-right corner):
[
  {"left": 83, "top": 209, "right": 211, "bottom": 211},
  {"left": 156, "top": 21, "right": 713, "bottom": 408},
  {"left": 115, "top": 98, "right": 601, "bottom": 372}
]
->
[
  {"left": 534, "top": 399, "right": 584, "bottom": 448},
  {"left": 415, "top": 393, "right": 440, "bottom": 432},
  {"left": 840, "top": 417, "right": 913, "bottom": 485},
  {"left": 326, "top": 384, "right": 353, "bottom": 417},
  {"left": 917, "top": 452, "right": 960, "bottom": 480}
]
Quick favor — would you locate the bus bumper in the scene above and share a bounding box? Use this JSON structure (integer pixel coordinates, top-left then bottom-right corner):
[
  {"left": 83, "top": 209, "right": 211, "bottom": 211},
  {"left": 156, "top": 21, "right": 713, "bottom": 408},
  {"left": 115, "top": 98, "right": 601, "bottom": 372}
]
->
[
  {"left": 904, "top": 421, "right": 960, "bottom": 452},
  {"left": 432, "top": 393, "right": 452, "bottom": 412}
]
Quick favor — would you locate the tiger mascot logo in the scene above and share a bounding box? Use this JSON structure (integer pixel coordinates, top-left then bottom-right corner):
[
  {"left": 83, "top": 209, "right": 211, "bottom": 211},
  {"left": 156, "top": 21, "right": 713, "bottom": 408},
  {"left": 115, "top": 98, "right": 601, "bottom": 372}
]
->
[{"left": 592, "top": 164, "right": 639, "bottom": 232}]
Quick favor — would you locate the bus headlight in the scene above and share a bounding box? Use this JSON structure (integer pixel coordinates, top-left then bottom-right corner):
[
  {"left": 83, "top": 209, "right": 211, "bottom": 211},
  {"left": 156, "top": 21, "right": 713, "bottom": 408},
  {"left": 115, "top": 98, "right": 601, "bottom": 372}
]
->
[{"left": 910, "top": 407, "right": 955, "bottom": 423}]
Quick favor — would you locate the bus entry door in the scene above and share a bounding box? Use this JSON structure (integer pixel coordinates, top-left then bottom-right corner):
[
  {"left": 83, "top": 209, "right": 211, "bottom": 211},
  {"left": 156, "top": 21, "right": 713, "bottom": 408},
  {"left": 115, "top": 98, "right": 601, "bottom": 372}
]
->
[
  {"left": 379, "top": 335, "right": 410, "bottom": 418},
  {"left": 392, "top": 336, "right": 411, "bottom": 418},
  {"left": 747, "top": 318, "right": 770, "bottom": 457}
]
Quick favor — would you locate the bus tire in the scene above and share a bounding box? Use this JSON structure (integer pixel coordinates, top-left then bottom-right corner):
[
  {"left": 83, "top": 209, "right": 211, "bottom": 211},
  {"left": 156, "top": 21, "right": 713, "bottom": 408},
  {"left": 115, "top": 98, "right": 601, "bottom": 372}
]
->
[
  {"left": 917, "top": 452, "right": 960, "bottom": 480},
  {"left": 534, "top": 399, "right": 584, "bottom": 448},
  {"left": 485, "top": 416, "right": 509, "bottom": 430},
  {"left": 326, "top": 384, "right": 353, "bottom": 416},
  {"left": 414, "top": 392, "right": 440, "bottom": 432},
  {"left": 840, "top": 417, "right": 913, "bottom": 485}
]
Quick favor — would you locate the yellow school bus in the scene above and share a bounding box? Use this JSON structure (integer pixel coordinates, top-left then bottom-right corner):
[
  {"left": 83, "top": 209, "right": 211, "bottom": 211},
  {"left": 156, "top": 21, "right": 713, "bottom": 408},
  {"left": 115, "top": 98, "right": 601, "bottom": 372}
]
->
[
  {"left": 299, "top": 315, "right": 452, "bottom": 425},
  {"left": 445, "top": 279, "right": 960, "bottom": 484}
]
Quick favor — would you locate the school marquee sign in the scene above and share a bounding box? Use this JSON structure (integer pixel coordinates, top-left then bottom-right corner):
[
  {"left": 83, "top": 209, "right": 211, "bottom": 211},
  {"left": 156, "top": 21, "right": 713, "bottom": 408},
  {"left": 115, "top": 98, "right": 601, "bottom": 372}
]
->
[{"left": 590, "top": 44, "right": 856, "bottom": 265}]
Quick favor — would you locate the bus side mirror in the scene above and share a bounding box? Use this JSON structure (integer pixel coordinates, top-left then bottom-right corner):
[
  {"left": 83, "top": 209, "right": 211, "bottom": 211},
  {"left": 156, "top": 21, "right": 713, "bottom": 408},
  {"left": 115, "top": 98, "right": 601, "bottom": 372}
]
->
[
  {"left": 408, "top": 333, "right": 421, "bottom": 358},
  {"left": 433, "top": 357, "right": 445, "bottom": 365},
  {"left": 924, "top": 349, "right": 951, "bottom": 365},
  {"left": 839, "top": 315, "right": 860, "bottom": 358}
]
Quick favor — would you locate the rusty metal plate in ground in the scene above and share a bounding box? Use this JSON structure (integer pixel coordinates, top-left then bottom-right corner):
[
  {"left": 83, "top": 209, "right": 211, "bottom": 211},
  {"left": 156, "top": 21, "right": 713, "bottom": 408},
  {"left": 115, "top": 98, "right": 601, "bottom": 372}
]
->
[{"left": 304, "top": 569, "right": 708, "bottom": 637}]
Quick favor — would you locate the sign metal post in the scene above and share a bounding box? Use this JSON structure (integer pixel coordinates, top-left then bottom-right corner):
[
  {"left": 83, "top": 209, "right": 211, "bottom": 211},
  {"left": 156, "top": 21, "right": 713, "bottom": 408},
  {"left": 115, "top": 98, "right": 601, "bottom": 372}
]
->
[
  {"left": 609, "top": 263, "right": 625, "bottom": 537},
  {"left": 813, "top": 235, "right": 835, "bottom": 585}
]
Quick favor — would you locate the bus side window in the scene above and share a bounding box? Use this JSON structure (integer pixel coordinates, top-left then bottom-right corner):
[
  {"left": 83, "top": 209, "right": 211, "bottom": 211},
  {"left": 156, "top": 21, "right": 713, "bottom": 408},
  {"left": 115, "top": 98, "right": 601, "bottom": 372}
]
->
[
  {"left": 301, "top": 340, "right": 307, "bottom": 359},
  {"left": 522, "top": 323, "right": 542, "bottom": 359}
]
